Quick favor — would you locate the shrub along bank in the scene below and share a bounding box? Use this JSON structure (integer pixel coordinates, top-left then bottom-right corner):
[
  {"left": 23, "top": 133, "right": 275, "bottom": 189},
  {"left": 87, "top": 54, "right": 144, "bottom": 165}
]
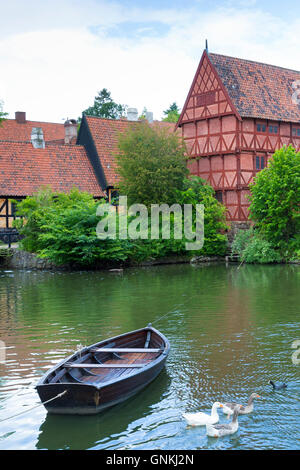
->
[{"left": 14, "top": 179, "right": 228, "bottom": 268}]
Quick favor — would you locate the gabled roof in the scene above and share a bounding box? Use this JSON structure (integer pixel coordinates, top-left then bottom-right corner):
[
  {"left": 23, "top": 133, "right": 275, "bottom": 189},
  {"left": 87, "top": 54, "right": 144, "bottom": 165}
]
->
[
  {"left": 0, "top": 141, "right": 104, "bottom": 197},
  {"left": 0, "top": 118, "right": 65, "bottom": 143},
  {"left": 209, "top": 52, "right": 300, "bottom": 123},
  {"left": 83, "top": 116, "right": 133, "bottom": 187},
  {"left": 81, "top": 115, "right": 177, "bottom": 188}
]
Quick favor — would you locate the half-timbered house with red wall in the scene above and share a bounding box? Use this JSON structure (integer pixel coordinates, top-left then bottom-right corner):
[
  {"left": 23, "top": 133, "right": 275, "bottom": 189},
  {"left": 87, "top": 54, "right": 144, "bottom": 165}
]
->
[{"left": 176, "top": 50, "right": 300, "bottom": 223}]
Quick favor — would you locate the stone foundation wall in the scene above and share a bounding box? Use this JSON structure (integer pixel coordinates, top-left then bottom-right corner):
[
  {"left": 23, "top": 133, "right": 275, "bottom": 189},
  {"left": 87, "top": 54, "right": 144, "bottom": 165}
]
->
[
  {"left": 227, "top": 221, "right": 252, "bottom": 245},
  {"left": 0, "top": 248, "right": 63, "bottom": 270}
]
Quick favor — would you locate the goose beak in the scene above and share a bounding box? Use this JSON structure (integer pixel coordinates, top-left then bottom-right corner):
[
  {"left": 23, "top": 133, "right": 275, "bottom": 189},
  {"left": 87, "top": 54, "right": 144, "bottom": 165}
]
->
[{"left": 256, "top": 394, "right": 260, "bottom": 398}]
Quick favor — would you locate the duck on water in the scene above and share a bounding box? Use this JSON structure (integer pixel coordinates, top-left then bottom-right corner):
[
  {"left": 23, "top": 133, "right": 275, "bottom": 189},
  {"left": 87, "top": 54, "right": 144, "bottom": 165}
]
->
[
  {"left": 222, "top": 393, "right": 260, "bottom": 418},
  {"left": 206, "top": 405, "right": 241, "bottom": 438}
]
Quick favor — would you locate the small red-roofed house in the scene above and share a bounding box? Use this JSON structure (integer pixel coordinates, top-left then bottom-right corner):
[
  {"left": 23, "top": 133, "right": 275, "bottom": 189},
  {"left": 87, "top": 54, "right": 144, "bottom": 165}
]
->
[
  {"left": 0, "top": 112, "right": 104, "bottom": 228},
  {"left": 177, "top": 50, "right": 300, "bottom": 223},
  {"left": 0, "top": 112, "right": 66, "bottom": 144}
]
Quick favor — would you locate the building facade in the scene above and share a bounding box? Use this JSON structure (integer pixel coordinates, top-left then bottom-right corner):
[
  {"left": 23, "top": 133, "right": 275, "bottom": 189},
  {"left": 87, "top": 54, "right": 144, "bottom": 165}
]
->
[{"left": 177, "top": 51, "right": 300, "bottom": 222}]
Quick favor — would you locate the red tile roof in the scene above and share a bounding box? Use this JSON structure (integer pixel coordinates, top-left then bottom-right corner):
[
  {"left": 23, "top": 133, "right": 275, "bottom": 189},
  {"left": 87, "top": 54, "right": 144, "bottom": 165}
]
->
[
  {"left": 84, "top": 116, "right": 177, "bottom": 187},
  {"left": 85, "top": 116, "right": 133, "bottom": 187},
  {"left": 0, "top": 141, "right": 104, "bottom": 197},
  {"left": 0, "top": 118, "right": 65, "bottom": 143},
  {"left": 209, "top": 53, "right": 300, "bottom": 123}
]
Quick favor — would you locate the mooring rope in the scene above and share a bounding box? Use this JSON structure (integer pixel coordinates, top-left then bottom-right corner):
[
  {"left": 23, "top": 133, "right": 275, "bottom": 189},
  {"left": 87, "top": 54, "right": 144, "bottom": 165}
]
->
[
  {"left": 0, "top": 389, "right": 68, "bottom": 423},
  {"left": 152, "top": 304, "right": 185, "bottom": 326}
]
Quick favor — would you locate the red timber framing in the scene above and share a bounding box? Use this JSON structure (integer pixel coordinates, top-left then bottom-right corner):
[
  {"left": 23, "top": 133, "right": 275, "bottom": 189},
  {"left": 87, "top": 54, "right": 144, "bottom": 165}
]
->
[{"left": 177, "top": 50, "right": 300, "bottom": 222}]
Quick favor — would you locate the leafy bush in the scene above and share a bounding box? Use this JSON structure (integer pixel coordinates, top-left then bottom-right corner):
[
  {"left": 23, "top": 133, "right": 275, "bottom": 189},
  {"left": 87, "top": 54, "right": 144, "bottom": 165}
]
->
[
  {"left": 232, "top": 228, "right": 282, "bottom": 264},
  {"left": 15, "top": 178, "right": 228, "bottom": 266},
  {"left": 177, "top": 176, "right": 228, "bottom": 256},
  {"left": 249, "top": 145, "right": 300, "bottom": 257}
]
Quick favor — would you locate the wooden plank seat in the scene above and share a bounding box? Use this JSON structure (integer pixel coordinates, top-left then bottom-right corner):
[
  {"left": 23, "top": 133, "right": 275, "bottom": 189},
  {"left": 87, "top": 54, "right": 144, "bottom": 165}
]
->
[
  {"left": 91, "top": 348, "right": 161, "bottom": 353},
  {"left": 65, "top": 363, "right": 145, "bottom": 368}
]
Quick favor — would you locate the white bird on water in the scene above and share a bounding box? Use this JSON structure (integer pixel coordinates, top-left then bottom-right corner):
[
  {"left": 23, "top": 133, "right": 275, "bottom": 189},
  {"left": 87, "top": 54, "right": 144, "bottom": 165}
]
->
[{"left": 182, "top": 402, "right": 223, "bottom": 426}]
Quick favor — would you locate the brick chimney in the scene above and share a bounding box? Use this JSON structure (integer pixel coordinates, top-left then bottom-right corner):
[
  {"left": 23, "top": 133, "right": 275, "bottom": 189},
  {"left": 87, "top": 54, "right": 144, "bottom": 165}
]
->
[
  {"left": 15, "top": 111, "right": 26, "bottom": 124},
  {"left": 64, "top": 119, "right": 77, "bottom": 144}
]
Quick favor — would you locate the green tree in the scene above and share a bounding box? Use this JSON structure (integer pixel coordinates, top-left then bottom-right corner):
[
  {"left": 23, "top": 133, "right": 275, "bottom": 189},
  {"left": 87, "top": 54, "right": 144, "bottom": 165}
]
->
[
  {"left": 0, "top": 100, "right": 8, "bottom": 126},
  {"left": 176, "top": 176, "right": 228, "bottom": 256},
  {"left": 249, "top": 145, "right": 300, "bottom": 255},
  {"left": 82, "top": 88, "right": 127, "bottom": 120},
  {"left": 162, "top": 102, "right": 180, "bottom": 123},
  {"left": 115, "top": 122, "right": 188, "bottom": 207}
]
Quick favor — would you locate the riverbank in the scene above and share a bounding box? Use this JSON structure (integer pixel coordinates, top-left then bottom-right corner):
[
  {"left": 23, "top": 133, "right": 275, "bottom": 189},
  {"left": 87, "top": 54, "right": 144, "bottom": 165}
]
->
[
  {"left": 0, "top": 247, "right": 226, "bottom": 271},
  {"left": 1, "top": 247, "right": 298, "bottom": 271}
]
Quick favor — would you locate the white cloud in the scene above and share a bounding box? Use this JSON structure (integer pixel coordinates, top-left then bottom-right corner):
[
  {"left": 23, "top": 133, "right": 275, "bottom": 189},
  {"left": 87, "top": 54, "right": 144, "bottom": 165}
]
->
[{"left": 1, "top": 1, "right": 300, "bottom": 123}]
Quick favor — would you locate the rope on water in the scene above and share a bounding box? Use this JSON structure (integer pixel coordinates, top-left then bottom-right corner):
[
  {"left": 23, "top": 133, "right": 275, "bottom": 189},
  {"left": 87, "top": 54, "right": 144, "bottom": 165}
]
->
[
  {"left": 0, "top": 390, "right": 68, "bottom": 423},
  {"left": 152, "top": 304, "right": 185, "bottom": 325}
]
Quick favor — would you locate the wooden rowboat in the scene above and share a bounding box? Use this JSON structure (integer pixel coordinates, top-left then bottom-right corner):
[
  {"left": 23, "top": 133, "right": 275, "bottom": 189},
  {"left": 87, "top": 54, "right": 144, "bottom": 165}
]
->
[{"left": 36, "top": 324, "right": 170, "bottom": 415}]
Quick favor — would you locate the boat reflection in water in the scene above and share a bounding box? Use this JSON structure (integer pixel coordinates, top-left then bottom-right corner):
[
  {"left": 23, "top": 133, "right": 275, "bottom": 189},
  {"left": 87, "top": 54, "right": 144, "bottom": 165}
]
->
[{"left": 36, "top": 369, "right": 171, "bottom": 450}]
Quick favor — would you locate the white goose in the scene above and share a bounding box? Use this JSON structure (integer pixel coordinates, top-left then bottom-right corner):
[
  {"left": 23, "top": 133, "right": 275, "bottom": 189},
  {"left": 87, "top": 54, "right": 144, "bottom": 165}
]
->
[
  {"left": 206, "top": 404, "right": 241, "bottom": 437},
  {"left": 182, "top": 402, "right": 223, "bottom": 426}
]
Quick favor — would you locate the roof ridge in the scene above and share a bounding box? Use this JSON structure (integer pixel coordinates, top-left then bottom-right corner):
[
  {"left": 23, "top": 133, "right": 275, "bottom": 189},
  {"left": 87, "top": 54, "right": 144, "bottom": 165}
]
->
[
  {"left": 0, "top": 140, "right": 86, "bottom": 150},
  {"left": 84, "top": 115, "right": 132, "bottom": 123},
  {"left": 0, "top": 139, "right": 31, "bottom": 143},
  {"left": 209, "top": 52, "right": 300, "bottom": 75},
  {"left": 4, "top": 118, "right": 64, "bottom": 126}
]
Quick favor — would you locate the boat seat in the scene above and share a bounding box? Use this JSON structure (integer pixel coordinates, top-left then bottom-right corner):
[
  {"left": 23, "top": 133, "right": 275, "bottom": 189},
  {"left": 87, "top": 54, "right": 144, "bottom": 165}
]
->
[
  {"left": 91, "top": 347, "right": 161, "bottom": 353},
  {"left": 65, "top": 363, "right": 145, "bottom": 368}
]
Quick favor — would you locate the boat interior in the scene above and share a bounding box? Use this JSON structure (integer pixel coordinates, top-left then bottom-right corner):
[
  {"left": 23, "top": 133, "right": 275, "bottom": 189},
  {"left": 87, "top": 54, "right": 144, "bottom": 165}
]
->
[{"left": 44, "top": 328, "right": 165, "bottom": 386}]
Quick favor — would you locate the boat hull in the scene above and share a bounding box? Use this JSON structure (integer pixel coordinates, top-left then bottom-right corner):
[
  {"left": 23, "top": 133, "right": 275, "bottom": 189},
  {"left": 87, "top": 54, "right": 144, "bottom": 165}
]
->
[
  {"left": 37, "top": 359, "right": 166, "bottom": 415},
  {"left": 36, "top": 326, "right": 169, "bottom": 415}
]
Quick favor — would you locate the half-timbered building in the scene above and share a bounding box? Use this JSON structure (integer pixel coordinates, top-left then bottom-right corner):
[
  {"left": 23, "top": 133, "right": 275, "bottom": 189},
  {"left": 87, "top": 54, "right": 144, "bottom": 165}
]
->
[{"left": 177, "top": 50, "right": 300, "bottom": 222}]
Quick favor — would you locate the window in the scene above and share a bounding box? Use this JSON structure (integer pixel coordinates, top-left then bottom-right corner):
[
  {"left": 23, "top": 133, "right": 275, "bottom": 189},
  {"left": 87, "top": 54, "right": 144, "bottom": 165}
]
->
[
  {"left": 256, "top": 156, "right": 265, "bottom": 170},
  {"left": 257, "top": 123, "right": 266, "bottom": 132},
  {"left": 10, "top": 200, "right": 22, "bottom": 217},
  {"left": 269, "top": 125, "right": 278, "bottom": 134},
  {"left": 196, "top": 91, "right": 216, "bottom": 106},
  {"left": 292, "top": 128, "right": 300, "bottom": 137},
  {"left": 215, "top": 191, "right": 223, "bottom": 203}
]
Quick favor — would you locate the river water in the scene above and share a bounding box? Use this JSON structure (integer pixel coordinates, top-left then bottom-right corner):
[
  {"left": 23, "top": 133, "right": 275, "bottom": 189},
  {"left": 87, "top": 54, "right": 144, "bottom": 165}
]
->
[{"left": 0, "top": 263, "right": 299, "bottom": 450}]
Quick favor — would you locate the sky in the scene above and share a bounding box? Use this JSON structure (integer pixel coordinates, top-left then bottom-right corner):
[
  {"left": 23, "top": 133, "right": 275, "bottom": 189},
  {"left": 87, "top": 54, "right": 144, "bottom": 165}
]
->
[{"left": 1, "top": 0, "right": 300, "bottom": 123}]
